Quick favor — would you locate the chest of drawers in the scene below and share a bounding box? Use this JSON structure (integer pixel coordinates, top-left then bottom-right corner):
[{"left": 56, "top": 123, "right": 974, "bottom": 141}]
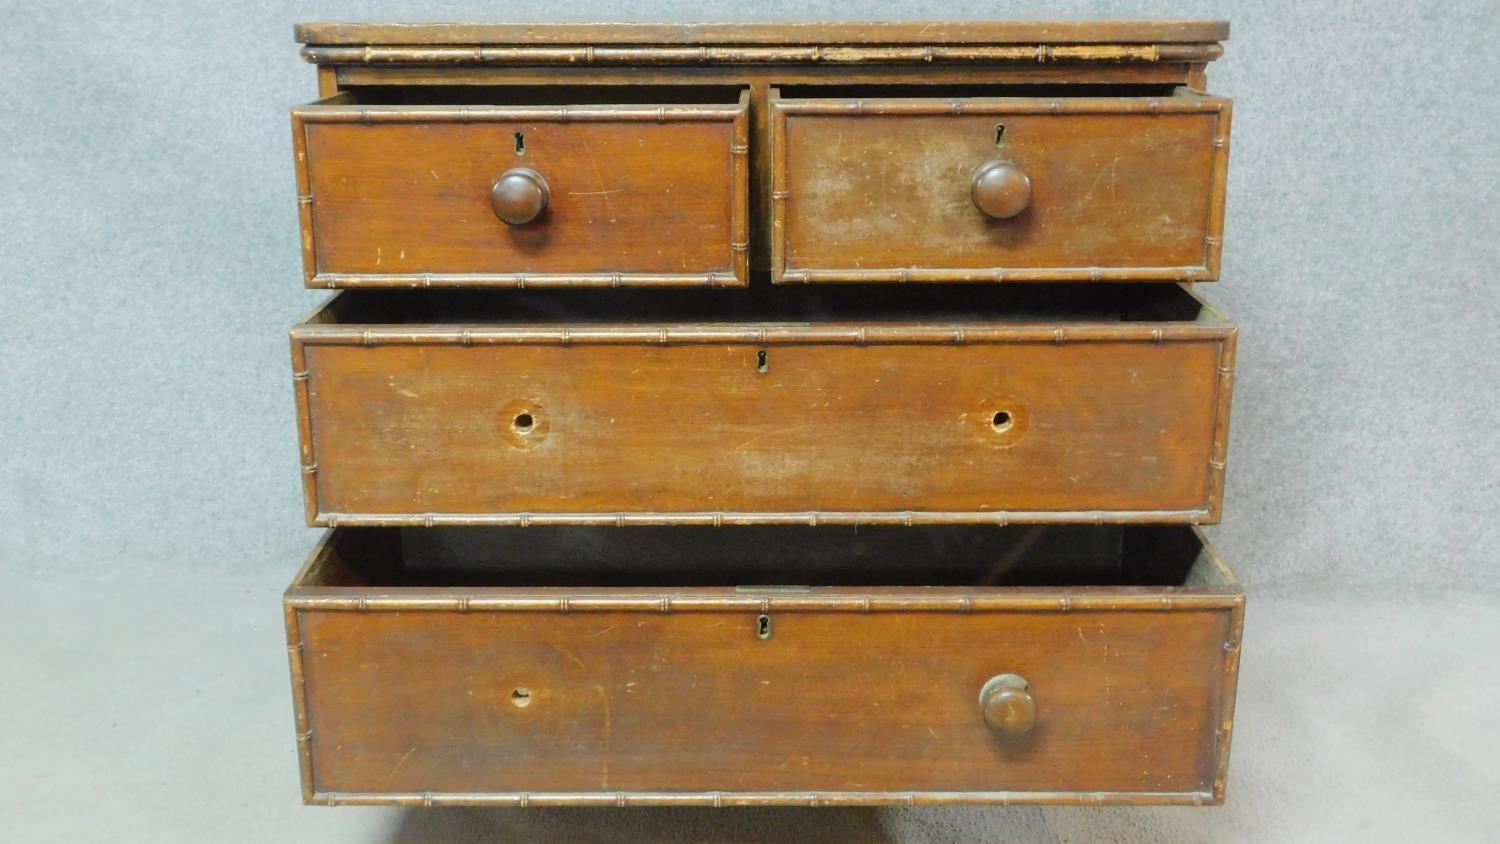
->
[{"left": 282, "top": 20, "right": 1243, "bottom": 808}]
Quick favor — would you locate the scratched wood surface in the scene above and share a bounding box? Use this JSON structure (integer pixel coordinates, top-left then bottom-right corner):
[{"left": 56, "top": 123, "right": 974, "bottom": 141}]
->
[
  {"left": 290, "top": 286, "right": 1233, "bottom": 525},
  {"left": 773, "top": 91, "right": 1230, "bottom": 282},
  {"left": 294, "top": 91, "right": 749, "bottom": 287},
  {"left": 285, "top": 525, "right": 1242, "bottom": 803}
]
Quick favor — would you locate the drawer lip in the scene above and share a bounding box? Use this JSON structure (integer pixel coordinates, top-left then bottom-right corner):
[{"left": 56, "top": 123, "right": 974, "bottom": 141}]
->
[
  {"left": 769, "top": 88, "right": 1231, "bottom": 284},
  {"left": 291, "top": 90, "right": 751, "bottom": 289},
  {"left": 283, "top": 526, "right": 1243, "bottom": 806}
]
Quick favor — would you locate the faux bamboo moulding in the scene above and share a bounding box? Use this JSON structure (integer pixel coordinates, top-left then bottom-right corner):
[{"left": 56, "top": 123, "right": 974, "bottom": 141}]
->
[
  {"left": 291, "top": 21, "right": 1230, "bottom": 287},
  {"left": 284, "top": 525, "right": 1243, "bottom": 806},
  {"left": 288, "top": 285, "right": 1235, "bottom": 527}
]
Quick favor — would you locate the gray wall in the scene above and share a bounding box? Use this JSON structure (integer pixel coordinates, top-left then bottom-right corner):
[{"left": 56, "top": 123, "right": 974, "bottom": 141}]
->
[{"left": 3, "top": 0, "right": 1497, "bottom": 590}]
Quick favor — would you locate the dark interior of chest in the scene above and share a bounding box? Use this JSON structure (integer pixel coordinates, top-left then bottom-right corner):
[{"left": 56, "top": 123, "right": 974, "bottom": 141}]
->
[
  {"left": 306, "top": 282, "right": 1220, "bottom": 327},
  {"left": 300, "top": 525, "right": 1225, "bottom": 590}
]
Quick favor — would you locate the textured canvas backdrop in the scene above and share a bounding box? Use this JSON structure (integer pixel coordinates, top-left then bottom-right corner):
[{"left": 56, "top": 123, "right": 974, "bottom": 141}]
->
[{"left": 3, "top": 1, "right": 1497, "bottom": 585}]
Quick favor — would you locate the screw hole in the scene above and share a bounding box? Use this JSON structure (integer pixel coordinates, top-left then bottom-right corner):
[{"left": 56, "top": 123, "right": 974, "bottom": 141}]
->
[
  {"left": 513, "top": 412, "right": 535, "bottom": 433},
  {"left": 511, "top": 687, "right": 532, "bottom": 708},
  {"left": 991, "top": 411, "right": 1013, "bottom": 433},
  {"left": 514, "top": 131, "right": 526, "bottom": 155},
  {"left": 994, "top": 123, "right": 1006, "bottom": 145}
]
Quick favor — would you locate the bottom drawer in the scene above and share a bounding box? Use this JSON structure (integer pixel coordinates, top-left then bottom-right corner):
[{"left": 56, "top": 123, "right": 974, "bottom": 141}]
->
[{"left": 285, "top": 525, "right": 1243, "bottom": 806}]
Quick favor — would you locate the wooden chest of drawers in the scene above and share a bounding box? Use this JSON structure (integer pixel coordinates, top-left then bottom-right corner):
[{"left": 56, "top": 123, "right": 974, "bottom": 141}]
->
[{"left": 282, "top": 19, "right": 1243, "bottom": 808}]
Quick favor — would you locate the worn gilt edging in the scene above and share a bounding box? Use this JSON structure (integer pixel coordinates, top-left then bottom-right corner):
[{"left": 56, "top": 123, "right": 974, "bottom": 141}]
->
[
  {"left": 299, "top": 43, "right": 1222, "bottom": 67},
  {"left": 304, "top": 789, "right": 1215, "bottom": 807}
]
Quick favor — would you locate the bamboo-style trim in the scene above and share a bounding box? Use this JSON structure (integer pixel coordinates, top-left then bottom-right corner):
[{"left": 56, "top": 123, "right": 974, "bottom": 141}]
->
[
  {"left": 772, "top": 95, "right": 1227, "bottom": 116},
  {"left": 769, "top": 93, "right": 1231, "bottom": 284},
  {"left": 293, "top": 93, "right": 749, "bottom": 289},
  {"left": 304, "top": 788, "right": 1217, "bottom": 807},
  {"left": 299, "top": 43, "right": 1223, "bottom": 67},
  {"left": 729, "top": 91, "right": 751, "bottom": 285},
  {"left": 778, "top": 267, "right": 1213, "bottom": 284},
  {"left": 1190, "top": 527, "right": 1246, "bottom": 803},
  {"left": 290, "top": 114, "right": 316, "bottom": 286},
  {"left": 293, "top": 20, "right": 1231, "bottom": 47},
  {"left": 283, "top": 600, "right": 314, "bottom": 802},
  {"left": 306, "top": 509, "right": 1215, "bottom": 529},
  {"left": 289, "top": 338, "right": 319, "bottom": 526},
  {"left": 288, "top": 589, "right": 1237, "bottom": 613},
  {"left": 1206, "top": 326, "right": 1238, "bottom": 522},
  {"left": 1206, "top": 99, "right": 1233, "bottom": 278},
  {"left": 290, "top": 322, "right": 1233, "bottom": 347},
  {"left": 309, "top": 272, "right": 743, "bottom": 289},
  {"left": 292, "top": 101, "right": 747, "bottom": 123}
]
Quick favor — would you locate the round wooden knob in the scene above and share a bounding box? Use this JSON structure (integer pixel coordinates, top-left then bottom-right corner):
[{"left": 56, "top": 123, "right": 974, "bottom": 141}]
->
[
  {"left": 971, "top": 161, "right": 1031, "bottom": 220},
  {"left": 979, "top": 674, "right": 1036, "bottom": 738},
  {"left": 490, "top": 168, "right": 550, "bottom": 225}
]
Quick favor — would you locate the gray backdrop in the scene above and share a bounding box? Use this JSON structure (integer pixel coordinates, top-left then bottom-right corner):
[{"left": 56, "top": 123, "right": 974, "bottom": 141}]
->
[{"left": 4, "top": 1, "right": 1499, "bottom": 841}]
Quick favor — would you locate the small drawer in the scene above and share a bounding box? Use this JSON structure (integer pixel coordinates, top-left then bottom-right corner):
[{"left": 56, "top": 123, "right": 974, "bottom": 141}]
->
[
  {"left": 292, "top": 87, "right": 750, "bottom": 288},
  {"left": 285, "top": 524, "right": 1244, "bottom": 805},
  {"left": 289, "top": 284, "right": 1235, "bottom": 526},
  {"left": 770, "top": 85, "right": 1230, "bottom": 283}
]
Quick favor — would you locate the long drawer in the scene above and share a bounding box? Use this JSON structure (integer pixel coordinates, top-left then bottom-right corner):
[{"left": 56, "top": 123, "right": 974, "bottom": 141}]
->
[
  {"left": 284, "top": 524, "right": 1243, "bottom": 805},
  {"left": 289, "top": 285, "right": 1235, "bottom": 526},
  {"left": 292, "top": 87, "right": 750, "bottom": 288},
  {"left": 770, "top": 86, "right": 1231, "bottom": 283}
]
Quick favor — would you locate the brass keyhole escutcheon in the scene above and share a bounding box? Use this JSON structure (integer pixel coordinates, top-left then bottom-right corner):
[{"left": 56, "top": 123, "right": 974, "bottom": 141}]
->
[{"left": 511, "top": 687, "right": 533, "bottom": 708}]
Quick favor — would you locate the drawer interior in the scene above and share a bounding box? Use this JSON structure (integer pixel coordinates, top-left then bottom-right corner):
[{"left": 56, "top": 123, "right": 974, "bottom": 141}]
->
[
  {"left": 295, "top": 525, "right": 1232, "bottom": 591},
  {"left": 300, "top": 282, "right": 1224, "bottom": 327}
]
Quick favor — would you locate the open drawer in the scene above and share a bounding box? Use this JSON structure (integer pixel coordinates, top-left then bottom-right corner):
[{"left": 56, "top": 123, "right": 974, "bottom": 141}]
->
[
  {"left": 284, "top": 524, "right": 1244, "bottom": 806},
  {"left": 292, "top": 86, "right": 750, "bottom": 288},
  {"left": 769, "top": 85, "right": 1230, "bottom": 283},
  {"left": 289, "top": 284, "right": 1236, "bottom": 526}
]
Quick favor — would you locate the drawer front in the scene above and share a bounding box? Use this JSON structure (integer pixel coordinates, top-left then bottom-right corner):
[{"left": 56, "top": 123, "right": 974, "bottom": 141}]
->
[
  {"left": 285, "top": 527, "right": 1244, "bottom": 805},
  {"left": 292, "top": 327, "right": 1234, "bottom": 525},
  {"left": 292, "top": 95, "right": 749, "bottom": 288},
  {"left": 771, "top": 93, "right": 1230, "bottom": 283}
]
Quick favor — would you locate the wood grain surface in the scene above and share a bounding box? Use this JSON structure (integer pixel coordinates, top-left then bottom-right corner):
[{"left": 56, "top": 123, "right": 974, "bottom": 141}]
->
[
  {"left": 295, "top": 92, "right": 749, "bottom": 287},
  {"left": 773, "top": 91, "right": 1230, "bottom": 282},
  {"left": 284, "top": 525, "right": 1243, "bottom": 804}
]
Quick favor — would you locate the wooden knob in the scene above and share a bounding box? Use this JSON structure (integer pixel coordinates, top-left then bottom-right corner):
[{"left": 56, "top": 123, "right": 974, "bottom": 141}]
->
[
  {"left": 490, "top": 168, "right": 550, "bottom": 225},
  {"left": 971, "top": 161, "right": 1031, "bottom": 220},
  {"left": 979, "top": 674, "right": 1036, "bottom": 738}
]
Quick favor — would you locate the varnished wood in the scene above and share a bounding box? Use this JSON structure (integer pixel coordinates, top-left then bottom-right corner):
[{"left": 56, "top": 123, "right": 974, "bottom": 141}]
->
[
  {"left": 293, "top": 90, "right": 751, "bottom": 288},
  {"left": 289, "top": 286, "right": 1234, "bottom": 526},
  {"left": 279, "top": 20, "right": 1247, "bottom": 810},
  {"left": 284, "top": 524, "right": 1243, "bottom": 805},
  {"left": 771, "top": 89, "right": 1231, "bottom": 283},
  {"left": 295, "top": 20, "right": 1231, "bottom": 47}
]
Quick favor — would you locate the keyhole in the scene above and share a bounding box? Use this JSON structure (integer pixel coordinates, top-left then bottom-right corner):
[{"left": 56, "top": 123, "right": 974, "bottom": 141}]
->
[
  {"left": 992, "top": 410, "right": 1013, "bottom": 433},
  {"left": 514, "top": 131, "right": 526, "bottom": 155},
  {"left": 756, "top": 349, "right": 768, "bottom": 373},
  {"left": 511, "top": 687, "right": 532, "bottom": 708},
  {"left": 756, "top": 615, "right": 772, "bottom": 639},
  {"left": 994, "top": 123, "right": 1006, "bottom": 145},
  {"left": 513, "top": 412, "right": 535, "bottom": 433}
]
